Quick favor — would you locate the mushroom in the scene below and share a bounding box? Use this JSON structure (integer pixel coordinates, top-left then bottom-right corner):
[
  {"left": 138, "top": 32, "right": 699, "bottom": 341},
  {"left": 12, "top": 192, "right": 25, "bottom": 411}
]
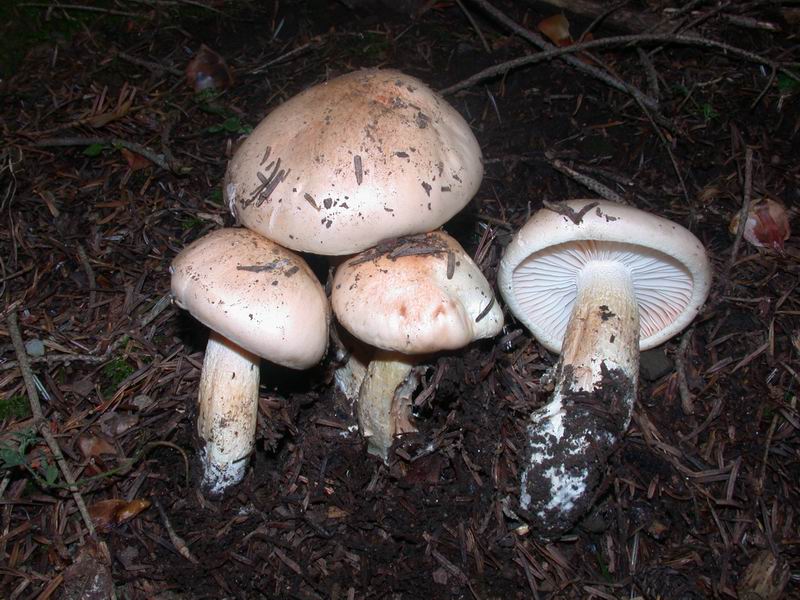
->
[
  {"left": 332, "top": 231, "right": 504, "bottom": 460},
  {"left": 170, "top": 228, "right": 330, "bottom": 495},
  {"left": 498, "top": 200, "right": 711, "bottom": 535},
  {"left": 223, "top": 68, "right": 483, "bottom": 256}
]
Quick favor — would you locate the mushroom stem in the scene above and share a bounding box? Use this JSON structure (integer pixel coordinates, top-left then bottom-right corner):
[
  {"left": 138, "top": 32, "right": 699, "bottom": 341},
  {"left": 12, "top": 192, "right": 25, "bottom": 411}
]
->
[
  {"left": 197, "top": 331, "right": 260, "bottom": 496},
  {"left": 332, "top": 328, "right": 372, "bottom": 411},
  {"left": 357, "top": 350, "right": 421, "bottom": 462},
  {"left": 519, "top": 261, "right": 639, "bottom": 535}
]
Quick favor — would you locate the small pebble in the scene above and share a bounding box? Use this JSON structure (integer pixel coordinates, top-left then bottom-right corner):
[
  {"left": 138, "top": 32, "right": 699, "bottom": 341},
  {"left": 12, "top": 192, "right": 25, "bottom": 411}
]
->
[
  {"left": 25, "top": 339, "right": 45, "bottom": 357},
  {"left": 132, "top": 394, "right": 154, "bottom": 410}
]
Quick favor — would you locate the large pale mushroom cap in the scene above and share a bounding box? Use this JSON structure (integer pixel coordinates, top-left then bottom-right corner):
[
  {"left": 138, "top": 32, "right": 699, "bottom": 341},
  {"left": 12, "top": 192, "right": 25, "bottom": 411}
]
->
[
  {"left": 332, "top": 231, "right": 503, "bottom": 353},
  {"left": 499, "top": 200, "right": 712, "bottom": 353},
  {"left": 224, "top": 69, "right": 483, "bottom": 255},
  {"left": 171, "top": 228, "right": 330, "bottom": 368}
]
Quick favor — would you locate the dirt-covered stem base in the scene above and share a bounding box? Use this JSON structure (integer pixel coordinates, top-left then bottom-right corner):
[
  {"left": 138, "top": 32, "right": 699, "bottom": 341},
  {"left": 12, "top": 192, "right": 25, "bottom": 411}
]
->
[{"left": 518, "top": 261, "right": 640, "bottom": 536}]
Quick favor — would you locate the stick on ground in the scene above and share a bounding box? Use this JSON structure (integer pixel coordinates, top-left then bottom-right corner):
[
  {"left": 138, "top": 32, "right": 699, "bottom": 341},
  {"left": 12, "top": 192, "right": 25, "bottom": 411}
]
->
[{"left": 6, "top": 311, "right": 99, "bottom": 539}]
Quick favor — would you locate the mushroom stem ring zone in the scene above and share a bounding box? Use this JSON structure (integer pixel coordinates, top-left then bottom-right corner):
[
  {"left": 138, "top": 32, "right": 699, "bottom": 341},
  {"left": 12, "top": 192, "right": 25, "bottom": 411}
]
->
[{"left": 499, "top": 200, "right": 711, "bottom": 535}]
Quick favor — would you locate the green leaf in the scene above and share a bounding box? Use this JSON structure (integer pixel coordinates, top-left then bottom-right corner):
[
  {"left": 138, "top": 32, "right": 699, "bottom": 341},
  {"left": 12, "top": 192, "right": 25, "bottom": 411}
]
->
[
  {"left": 778, "top": 72, "right": 800, "bottom": 94},
  {"left": 701, "top": 103, "right": 718, "bottom": 122},
  {"left": 102, "top": 357, "right": 135, "bottom": 395},
  {"left": 0, "top": 447, "right": 25, "bottom": 468},
  {"left": 208, "top": 116, "right": 252, "bottom": 135},
  {"left": 43, "top": 461, "right": 59, "bottom": 486},
  {"left": 0, "top": 394, "right": 31, "bottom": 419},
  {"left": 83, "top": 143, "right": 106, "bottom": 157}
]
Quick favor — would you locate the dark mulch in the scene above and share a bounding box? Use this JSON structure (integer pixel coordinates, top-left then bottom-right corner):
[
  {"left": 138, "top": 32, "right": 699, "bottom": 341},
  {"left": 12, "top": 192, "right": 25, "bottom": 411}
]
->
[{"left": 1, "top": 1, "right": 798, "bottom": 598}]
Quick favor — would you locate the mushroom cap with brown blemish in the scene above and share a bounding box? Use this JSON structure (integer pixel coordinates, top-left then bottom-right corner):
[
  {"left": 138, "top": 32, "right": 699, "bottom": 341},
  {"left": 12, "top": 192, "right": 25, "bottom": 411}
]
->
[
  {"left": 170, "top": 228, "right": 330, "bottom": 369},
  {"left": 331, "top": 231, "right": 503, "bottom": 354},
  {"left": 224, "top": 69, "right": 483, "bottom": 255}
]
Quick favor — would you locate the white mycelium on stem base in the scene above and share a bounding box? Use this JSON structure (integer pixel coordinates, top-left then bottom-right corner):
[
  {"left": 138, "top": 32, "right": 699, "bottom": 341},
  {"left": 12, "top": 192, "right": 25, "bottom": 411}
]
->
[
  {"left": 197, "top": 331, "right": 260, "bottom": 495},
  {"left": 499, "top": 201, "right": 712, "bottom": 535}
]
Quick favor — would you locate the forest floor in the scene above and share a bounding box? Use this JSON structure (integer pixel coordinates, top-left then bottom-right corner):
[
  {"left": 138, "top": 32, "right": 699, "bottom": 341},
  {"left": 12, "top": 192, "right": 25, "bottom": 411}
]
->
[{"left": 1, "top": 1, "right": 799, "bottom": 598}]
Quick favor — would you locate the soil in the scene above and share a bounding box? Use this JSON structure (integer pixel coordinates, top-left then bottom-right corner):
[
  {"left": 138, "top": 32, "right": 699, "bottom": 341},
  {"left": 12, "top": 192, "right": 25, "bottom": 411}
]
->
[{"left": 0, "top": 1, "right": 799, "bottom": 599}]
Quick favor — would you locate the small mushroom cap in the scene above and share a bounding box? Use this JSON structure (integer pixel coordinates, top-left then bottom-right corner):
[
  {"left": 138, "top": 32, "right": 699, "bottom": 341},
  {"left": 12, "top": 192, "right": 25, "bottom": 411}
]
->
[
  {"left": 332, "top": 231, "right": 504, "bottom": 354},
  {"left": 224, "top": 69, "right": 483, "bottom": 255},
  {"left": 499, "top": 200, "right": 712, "bottom": 353},
  {"left": 171, "top": 228, "right": 330, "bottom": 369}
]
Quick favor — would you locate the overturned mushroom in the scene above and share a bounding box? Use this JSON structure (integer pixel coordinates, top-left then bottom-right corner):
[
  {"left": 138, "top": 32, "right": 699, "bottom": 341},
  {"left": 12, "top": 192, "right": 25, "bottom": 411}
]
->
[
  {"left": 171, "top": 228, "right": 330, "bottom": 495},
  {"left": 332, "top": 231, "right": 503, "bottom": 460},
  {"left": 498, "top": 200, "right": 711, "bottom": 535}
]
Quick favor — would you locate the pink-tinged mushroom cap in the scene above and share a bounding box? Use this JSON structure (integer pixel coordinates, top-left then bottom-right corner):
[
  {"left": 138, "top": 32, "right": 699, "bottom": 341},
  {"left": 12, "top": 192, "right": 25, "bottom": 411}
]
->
[
  {"left": 332, "top": 231, "right": 503, "bottom": 354},
  {"left": 171, "top": 228, "right": 330, "bottom": 368},
  {"left": 499, "top": 200, "right": 712, "bottom": 353},
  {"left": 224, "top": 69, "right": 483, "bottom": 255}
]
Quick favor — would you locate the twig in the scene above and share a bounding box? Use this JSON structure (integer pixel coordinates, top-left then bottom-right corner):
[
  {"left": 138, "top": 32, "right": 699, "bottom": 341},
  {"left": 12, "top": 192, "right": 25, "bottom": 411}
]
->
[
  {"left": 441, "top": 24, "right": 797, "bottom": 100},
  {"left": 726, "top": 147, "right": 754, "bottom": 278},
  {"left": 722, "top": 14, "right": 780, "bottom": 33},
  {"left": 32, "top": 137, "right": 188, "bottom": 174},
  {"left": 160, "top": 112, "right": 180, "bottom": 172},
  {"left": 649, "top": 0, "right": 707, "bottom": 33},
  {"left": 545, "top": 155, "right": 626, "bottom": 203},
  {"left": 251, "top": 40, "right": 322, "bottom": 74},
  {"left": 636, "top": 47, "right": 660, "bottom": 100},
  {"left": 675, "top": 328, "right": 695, "bottom": 415},
  {"left": 153, "top": 497, "right": 199, "bottom": 563},
  {"left": 76, "top": 244, "right": 96, "bottom": 323},
  {"left": 6, "top": 311, "right": 98, "bottom": 539},
  {"left": 117, "top": 50, "right": 183, "bottom": 77},
  {"left": 633, "top": 93, "right": 692, "bottom": 210},
  {"left": 19, "top": 2, "right": 140, "bottom": 17},
  {"left": 542, "top": 199, "right": 598, "bottom": 224},
  {"left": 0, "top": 352, "right": 108, "bottom": 371},
  {"left": 456, "top": 0, "right": 492, "bottom": 54},
  {"left": 0, "top": 293, "right": 173, "bottom": 372},
  {"left": 462, "top": 0, "right": 660, "bottom": 111}
]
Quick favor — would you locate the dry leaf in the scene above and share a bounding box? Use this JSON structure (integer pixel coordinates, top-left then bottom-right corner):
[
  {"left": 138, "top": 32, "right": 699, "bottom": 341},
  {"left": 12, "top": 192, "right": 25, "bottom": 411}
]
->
[
  {"left": 186, "top": 45, "right": 234, "bottom": 92},
  {"left": 537, "top": 14, "right": 572, "bottom": 47},
  {"left": 536, "top": 14, "right": 594, "bottom": 64},
  {"left": 782, "top": 8, "right": 800, "bottom": 25},
  {"left": 60, "top": 540, "right": 114, "bottom": 600},
  {"left": 99, "top": 411, "right": 139, "bottom": 437},
  {"left": 326, "top": 506, "right": 349, "bottom": 519},
  {"left": 730, "top": 198, "right": 791, "bottom": 251},
  {"left": 738, "top": 550, "right": 790, "bottom": 600},
  {"left": 77, "top": 432, "right": 117, "bottom": 459},
  {"left": 121, "top": 148, "right": 152, "bottom": 171},
  {"left": 89, "top": 498, "right": 151, "bottom": 531},
  {"left": 84, "top": 86, "right": 136, "bottom": 128}
]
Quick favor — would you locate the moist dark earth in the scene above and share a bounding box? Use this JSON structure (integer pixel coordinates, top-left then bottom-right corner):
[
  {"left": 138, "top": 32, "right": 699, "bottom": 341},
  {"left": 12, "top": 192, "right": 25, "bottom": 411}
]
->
[{"left": 1, "top": 1, "right": 799, "bottom": 599}]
